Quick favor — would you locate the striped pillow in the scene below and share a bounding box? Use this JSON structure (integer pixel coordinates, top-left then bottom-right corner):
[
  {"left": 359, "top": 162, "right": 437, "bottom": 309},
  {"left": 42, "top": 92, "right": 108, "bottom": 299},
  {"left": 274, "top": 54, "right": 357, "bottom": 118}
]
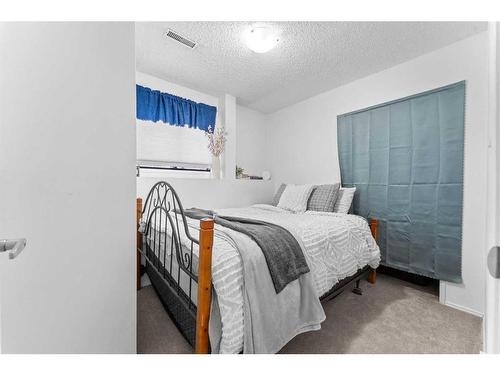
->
[
  {"left": 307, "top": 183, "right": 341, "bottom": 212},
  {"left": 272, "top": 183, "right": 287, "bottom": 206},
  {"left": 333, "top": 187, "right": 356, "bottom": 214},
  {"left": 277, "top": 184, "right": 315, "bottom": 213}
]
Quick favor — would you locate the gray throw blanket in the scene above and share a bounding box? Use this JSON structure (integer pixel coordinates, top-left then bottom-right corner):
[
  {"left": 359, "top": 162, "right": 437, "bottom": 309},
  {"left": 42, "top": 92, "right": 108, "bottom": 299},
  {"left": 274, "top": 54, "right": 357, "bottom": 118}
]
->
[
  {"left": 184, "top": 208, "right": 310, "bottom": 293},
  {"left": 206, "top": 216, "right": 325, "bottom": 353}
]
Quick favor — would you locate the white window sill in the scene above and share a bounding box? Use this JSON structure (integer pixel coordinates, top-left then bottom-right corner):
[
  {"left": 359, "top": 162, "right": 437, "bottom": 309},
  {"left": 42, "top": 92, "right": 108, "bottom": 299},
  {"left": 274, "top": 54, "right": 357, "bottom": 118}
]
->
[{"left": 137, "top": 168, "right": 211, "bottom": 179}]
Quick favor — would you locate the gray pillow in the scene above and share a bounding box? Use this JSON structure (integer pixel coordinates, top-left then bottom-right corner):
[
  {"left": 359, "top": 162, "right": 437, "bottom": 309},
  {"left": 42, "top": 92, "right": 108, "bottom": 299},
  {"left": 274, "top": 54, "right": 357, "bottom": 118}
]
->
[
  {"left": 272, "top": 183, "right": 287, "bottom": 206},
  {"left": 307, "top": 183, "right": 341, "bottom": 212},
  {"left": 333, "top": 187, "right": 356, "bottom": 214}
]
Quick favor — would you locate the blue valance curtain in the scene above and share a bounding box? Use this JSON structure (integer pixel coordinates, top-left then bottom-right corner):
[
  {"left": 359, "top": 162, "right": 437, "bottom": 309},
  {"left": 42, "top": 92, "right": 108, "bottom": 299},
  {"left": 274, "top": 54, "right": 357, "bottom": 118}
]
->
[
  {"left": 337, "top": 81, "right": 465, "bottom": 283},
  {"left": 136, "top": 85, "right": 217, "bottom": 132}
]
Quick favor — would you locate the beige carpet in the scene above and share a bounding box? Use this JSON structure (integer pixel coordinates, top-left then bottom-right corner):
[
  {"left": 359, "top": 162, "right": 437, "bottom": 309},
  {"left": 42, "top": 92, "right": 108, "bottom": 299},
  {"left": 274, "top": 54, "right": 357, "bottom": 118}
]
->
[{"left": 137, "top": 274, "right": 482, "bottom": 354}]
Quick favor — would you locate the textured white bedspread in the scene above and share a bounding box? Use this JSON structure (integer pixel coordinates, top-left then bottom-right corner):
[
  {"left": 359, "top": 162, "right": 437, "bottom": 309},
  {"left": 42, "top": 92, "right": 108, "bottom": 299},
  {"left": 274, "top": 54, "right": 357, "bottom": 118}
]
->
[{"left": 145, "top": 204, "right": 380, "bottom": 353}]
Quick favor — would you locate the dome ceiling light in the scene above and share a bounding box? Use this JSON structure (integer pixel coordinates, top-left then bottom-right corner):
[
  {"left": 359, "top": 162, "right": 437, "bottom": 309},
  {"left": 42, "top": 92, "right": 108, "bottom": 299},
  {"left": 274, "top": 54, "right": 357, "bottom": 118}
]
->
[{"left": 244, "top": 26, "right": 279, "bottom": 53}]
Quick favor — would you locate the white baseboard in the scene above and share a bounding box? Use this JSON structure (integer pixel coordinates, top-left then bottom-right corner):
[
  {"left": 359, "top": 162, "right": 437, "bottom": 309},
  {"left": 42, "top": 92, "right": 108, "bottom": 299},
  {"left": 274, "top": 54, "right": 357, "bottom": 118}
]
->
[
  {"left": 444, "top": 300, "right": 484, "bottom": 318},
  {"left": 439, "top": 281, "right": 446, "bottom": 304},
  {"left": 439, "top": 281, "right": 484, "bottom": 317}
]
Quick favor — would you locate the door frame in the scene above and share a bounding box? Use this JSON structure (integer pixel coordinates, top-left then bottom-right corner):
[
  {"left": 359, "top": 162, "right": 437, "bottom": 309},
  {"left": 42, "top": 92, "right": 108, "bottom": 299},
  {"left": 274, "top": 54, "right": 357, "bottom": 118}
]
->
[{"left": 484, "top": 21, "right": 500, "bottom": 354}]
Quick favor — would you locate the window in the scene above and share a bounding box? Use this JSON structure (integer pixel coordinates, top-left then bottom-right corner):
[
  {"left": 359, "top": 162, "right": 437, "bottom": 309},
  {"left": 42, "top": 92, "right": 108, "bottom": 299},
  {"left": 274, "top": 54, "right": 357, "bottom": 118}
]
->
[
  {"left": 135, "top": 83, "right": 218, "bottom": 177},
  {"left": 137, "top": 120, "right": 211, "bottom": 173}
]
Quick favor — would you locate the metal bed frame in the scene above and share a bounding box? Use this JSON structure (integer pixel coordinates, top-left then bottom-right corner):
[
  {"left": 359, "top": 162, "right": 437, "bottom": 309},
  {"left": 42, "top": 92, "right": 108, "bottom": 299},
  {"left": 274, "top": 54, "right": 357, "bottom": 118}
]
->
[{"left": 136, "top": 181, "right": 378, "bottom": 354}]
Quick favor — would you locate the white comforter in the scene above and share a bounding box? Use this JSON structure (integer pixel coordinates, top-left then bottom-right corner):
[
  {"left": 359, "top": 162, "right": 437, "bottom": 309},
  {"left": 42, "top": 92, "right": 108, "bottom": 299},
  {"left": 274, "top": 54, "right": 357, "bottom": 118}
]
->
[{"left": 145, "top": 204, "right": 380, "bottom": 353}]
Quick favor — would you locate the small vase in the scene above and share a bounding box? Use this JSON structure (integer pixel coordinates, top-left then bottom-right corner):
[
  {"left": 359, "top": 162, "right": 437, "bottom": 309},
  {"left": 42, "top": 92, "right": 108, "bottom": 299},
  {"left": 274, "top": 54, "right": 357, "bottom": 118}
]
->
[{"left": 211, "top": 155, "right": 221, "bottom": 179}]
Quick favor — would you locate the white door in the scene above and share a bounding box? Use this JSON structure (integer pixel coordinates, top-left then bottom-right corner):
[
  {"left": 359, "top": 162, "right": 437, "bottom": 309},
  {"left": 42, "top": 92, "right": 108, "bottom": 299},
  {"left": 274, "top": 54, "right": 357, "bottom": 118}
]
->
[{"left": 0, "top": 22, "right": 136, "bottom": 353}]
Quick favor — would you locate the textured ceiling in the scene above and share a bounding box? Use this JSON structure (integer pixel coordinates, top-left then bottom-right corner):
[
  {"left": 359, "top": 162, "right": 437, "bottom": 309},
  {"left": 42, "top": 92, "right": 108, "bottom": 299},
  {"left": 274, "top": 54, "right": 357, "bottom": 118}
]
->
[{"left": 136, "top": 22, "right": 487, "bottom": 113}]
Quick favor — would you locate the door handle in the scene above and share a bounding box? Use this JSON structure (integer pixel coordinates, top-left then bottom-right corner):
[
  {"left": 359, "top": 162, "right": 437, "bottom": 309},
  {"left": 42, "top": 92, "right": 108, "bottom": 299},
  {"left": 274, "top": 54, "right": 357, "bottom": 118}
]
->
[
  {"left": 0, "top": 238, "right": 27, "bottom": 260},
  {"left": 488, "top": 246, "right": 500, "bottom": 279}
]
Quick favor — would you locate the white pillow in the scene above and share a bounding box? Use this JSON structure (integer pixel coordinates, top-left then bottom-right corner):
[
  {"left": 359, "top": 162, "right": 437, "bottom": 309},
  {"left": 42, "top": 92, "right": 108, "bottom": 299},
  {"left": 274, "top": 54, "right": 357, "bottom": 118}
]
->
[
  {"left": 333, "top": 187, "right": 356, "bottom": 214},
  {"left": 277, "top": 184, "right": 315, "bottom": 213}
]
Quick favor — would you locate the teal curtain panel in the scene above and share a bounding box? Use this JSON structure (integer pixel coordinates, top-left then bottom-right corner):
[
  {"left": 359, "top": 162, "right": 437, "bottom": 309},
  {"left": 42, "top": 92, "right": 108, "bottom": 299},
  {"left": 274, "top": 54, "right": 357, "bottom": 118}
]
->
[{"left": 337, "top": 81, "right": 465, "bottom": 283}]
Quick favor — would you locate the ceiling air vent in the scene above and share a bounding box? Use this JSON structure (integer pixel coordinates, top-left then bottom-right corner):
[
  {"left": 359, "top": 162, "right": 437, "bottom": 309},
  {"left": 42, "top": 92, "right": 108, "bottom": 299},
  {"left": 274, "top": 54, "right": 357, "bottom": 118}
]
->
[{"left": 165, "top": 29, "right": 197, "bottom": 49}]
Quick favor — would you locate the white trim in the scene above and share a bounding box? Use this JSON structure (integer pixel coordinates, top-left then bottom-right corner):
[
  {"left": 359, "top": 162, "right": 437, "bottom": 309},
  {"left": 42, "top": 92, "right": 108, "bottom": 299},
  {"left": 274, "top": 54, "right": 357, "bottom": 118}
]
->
[
  {"left": 484, "top": 21, "right": 500, "bottom": 354},
  {"left": 445, "top": 301, "right": 484, "bottom": 318},
  {"left": 439, "top": 280, "right": 446, "bottom": 305},
  {"left": 441, "top": 280, "right": 484, "bottom": 317}
]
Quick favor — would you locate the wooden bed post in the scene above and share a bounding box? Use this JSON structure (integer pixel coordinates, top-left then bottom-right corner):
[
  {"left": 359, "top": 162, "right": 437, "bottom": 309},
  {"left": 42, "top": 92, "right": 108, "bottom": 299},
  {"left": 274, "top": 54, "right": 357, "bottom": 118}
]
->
[
  {"left": 195, "top": 218, "right": 214, "bottom": 354},
  {"left": 368, "top": 218, "right": 378, "bottom": 284},
  {"left": 136, "top": 198, "right": 143, "bottom": 291}
]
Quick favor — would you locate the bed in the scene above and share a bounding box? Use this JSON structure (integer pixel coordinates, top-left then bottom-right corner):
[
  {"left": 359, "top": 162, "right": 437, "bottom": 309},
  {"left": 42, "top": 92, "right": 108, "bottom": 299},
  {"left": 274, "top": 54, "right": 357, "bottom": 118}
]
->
[{"left": 137, "top": 181, "right": 380, "bottom": 354}]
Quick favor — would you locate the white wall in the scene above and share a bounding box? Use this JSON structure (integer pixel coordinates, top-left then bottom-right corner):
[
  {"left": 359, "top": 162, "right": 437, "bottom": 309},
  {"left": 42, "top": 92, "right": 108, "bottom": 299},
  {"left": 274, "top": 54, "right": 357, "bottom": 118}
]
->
[
  {"left": 236, "top": 105, "right": 269, "bottom": 177},
  {"left": 268, "top": 32, "right": 489, "bottom": 316},
  {"left": 222, "top": 94, "right": 237, "bottom": 180},
  {"left": 137, "top": 178, "right": 273, "bottom": 209},
  {"left": 0, "top": 23, "right": 136, "bottom": 353}
]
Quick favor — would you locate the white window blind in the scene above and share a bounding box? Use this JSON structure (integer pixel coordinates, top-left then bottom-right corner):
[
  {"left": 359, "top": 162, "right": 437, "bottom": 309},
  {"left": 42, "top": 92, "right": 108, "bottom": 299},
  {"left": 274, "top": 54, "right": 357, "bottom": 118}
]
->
[{"left": 136, "top": 119, "right": 211, "bottom": 170}]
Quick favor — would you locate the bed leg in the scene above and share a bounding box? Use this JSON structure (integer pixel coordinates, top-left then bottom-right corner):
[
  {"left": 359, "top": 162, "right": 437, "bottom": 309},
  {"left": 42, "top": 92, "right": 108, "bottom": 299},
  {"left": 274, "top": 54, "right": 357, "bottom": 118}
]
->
[
  {"left": 195, "top": 218, "right": 214, "bottom": 354},
  {"left": 352, "top": 279, "right": 363, "bottom": 295},
  {"left": 136, "top": 198, "right": 143, "bottom": 291},
  {"left": 369, "top": 218, "right": 379, "bottom": 243},
  {"left": 367, "top": 269, "right": 377, "bottom": 284},
  {"left": 368, "top": 218, "right": 378, "bottom": 285}
]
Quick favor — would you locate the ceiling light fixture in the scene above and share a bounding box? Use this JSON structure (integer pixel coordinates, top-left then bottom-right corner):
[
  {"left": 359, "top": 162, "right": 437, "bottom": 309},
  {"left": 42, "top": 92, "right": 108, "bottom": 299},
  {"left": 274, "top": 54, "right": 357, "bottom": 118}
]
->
[{"left": 245, "top": 26, "right": 279, "bottom": 53}]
